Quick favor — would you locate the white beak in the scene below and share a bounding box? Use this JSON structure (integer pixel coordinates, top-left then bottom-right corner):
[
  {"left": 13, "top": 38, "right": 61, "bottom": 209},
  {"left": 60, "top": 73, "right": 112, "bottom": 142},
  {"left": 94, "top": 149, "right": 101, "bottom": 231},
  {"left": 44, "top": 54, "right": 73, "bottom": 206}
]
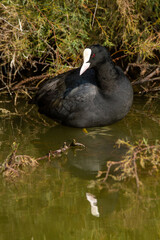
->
[
  {"left": 80, "top": 62, "right": 90, "bottom": 75},
  {"left": 80, "top": 48, "right": 91, "bottom": 75}
]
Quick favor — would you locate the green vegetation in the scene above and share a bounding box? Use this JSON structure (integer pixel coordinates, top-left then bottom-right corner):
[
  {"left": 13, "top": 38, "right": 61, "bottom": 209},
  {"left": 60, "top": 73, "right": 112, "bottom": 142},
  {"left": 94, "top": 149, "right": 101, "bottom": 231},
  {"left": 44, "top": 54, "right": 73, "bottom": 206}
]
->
[{"left": 0, "top": 0, "right": 160, "bottom": 93}]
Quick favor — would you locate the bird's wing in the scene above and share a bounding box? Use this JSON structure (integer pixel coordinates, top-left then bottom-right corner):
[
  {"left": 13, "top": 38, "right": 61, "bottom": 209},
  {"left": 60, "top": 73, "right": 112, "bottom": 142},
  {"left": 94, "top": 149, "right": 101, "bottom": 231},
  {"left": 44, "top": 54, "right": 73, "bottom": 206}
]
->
[{"left": 35, "top": 68, "right": 79, "bottom": 117}]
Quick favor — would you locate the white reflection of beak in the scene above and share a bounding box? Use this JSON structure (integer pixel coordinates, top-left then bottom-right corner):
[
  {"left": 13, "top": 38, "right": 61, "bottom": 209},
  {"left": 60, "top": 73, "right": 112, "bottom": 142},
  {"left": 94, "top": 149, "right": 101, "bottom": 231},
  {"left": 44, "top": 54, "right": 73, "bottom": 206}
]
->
[
  {"left": 80, "top": 48, "right": 91, "bottom": 75},
  {"left": 86, "top": 192, "right": 100, "bottom": 217}
]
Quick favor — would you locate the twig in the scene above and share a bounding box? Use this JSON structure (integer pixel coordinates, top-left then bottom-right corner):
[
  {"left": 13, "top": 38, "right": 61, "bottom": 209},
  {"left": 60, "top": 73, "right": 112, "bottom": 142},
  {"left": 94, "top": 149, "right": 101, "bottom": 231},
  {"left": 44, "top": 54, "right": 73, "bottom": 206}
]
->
[
  {"left": 82, "top": 4, "right": 108, "bottom": 37},
  {"left": 132, "top": 67, "right": 160, "bottom": 85},
  {"left": 125, "top": 63, "right": 160, "bottom": 75},
  {"left": 0, "top": 140, "right": 85, "bottom": 179},
  {"left": 0, "top": 78, "right": 12, "bottom": 96},
  {"left": 0, "top": 17, "right": 23, "bottom": 32},
  {"left": 92, "top": 0, "right": 98, "bottom": 28},
  {"left": 132, "top": 151, "right": 140, "bottom": 188},
  {"left": 145, "top": 87, "right": 160, "bottom": 93},
  {"left": 103, "top": 162, "right": 112, "bottom": 182},
  {"left": 36, "top": 139, "right": 85, "bottom": 161},
  {"left": 100, "top": 140, "right": 160, "bottom": 188},
  {"left": 103, "top": 159, "right": 128, "bottom": 182},
  {"left": 12, "top": 74, "right": 51, "bottom": 90}
]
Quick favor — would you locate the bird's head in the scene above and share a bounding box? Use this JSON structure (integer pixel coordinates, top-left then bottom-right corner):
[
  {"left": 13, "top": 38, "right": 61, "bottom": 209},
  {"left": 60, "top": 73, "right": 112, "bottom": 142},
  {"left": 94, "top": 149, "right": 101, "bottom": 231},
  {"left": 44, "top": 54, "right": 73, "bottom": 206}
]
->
[{"left": 80, "top": 45, "right": 109, "bottom": 75}]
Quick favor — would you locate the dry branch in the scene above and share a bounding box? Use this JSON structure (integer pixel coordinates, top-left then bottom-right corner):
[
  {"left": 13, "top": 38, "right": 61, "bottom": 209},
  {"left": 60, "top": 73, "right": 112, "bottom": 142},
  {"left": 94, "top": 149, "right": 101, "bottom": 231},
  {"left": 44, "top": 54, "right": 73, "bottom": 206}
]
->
[
  {"left": 0, "top": 140, "right": 85, "bottom": 179},
  {"left": 97, "top": 139, "right": 160, "bottom": 188},
  {"left": 132, "top": 67, "right": 160, "bottom": 85},
  {"left": 12, "top": 74, "right": 51, "bottom": 90}
]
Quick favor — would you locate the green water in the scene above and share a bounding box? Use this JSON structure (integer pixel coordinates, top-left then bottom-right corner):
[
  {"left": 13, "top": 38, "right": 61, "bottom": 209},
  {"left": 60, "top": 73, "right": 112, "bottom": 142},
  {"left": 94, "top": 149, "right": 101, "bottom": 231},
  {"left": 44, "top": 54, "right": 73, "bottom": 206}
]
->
[{"left": 0, "top": 96, "right": 160, "bottom": 240}]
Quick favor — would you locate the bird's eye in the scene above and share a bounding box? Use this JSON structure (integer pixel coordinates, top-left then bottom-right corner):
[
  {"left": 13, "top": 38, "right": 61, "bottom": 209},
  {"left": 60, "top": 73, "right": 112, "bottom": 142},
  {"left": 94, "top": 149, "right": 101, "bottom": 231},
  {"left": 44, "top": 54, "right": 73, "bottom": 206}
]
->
[{"left": 91, "top": 53, "right": 95, "bottom": 58}]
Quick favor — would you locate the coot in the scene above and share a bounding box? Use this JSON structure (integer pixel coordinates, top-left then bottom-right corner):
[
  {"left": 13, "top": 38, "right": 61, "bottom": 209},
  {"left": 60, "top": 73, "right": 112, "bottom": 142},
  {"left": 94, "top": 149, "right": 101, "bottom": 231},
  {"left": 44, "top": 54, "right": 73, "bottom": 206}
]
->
[{"left": 35, "top": 45, "right": 133, "bottom": 128}]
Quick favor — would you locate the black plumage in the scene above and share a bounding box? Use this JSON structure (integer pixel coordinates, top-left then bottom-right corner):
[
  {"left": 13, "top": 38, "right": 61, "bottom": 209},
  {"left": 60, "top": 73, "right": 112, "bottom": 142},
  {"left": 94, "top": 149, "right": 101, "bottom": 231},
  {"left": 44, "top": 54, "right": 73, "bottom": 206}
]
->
[{"left": 34, "top": 45, "right": 133, "bottom": 128}]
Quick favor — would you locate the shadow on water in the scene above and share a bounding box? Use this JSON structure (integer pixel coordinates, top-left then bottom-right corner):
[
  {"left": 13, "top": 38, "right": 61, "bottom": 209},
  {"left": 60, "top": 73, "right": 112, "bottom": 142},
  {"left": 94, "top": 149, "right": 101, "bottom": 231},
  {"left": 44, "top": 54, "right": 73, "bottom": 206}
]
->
[{"left": 37, "top": 124, "right": 130, "bottom": 178}]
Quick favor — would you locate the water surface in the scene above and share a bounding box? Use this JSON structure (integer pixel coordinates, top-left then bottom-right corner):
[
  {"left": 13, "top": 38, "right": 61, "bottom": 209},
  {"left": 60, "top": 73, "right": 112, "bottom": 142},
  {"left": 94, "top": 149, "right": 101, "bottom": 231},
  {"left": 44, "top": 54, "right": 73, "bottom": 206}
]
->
[{"left": 0, "top": 95, "right": 160, "bottom": 240}]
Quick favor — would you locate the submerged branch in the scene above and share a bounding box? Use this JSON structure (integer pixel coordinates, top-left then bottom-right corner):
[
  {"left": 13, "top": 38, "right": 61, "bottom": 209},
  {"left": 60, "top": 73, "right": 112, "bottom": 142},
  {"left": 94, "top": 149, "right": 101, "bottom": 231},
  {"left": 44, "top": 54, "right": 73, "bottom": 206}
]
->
[
  {"left": 97, "top": 139, "right": 160, "bottom": 188},
  {"left": 0, "top": 140, "right": 85, "bottom": 179}
]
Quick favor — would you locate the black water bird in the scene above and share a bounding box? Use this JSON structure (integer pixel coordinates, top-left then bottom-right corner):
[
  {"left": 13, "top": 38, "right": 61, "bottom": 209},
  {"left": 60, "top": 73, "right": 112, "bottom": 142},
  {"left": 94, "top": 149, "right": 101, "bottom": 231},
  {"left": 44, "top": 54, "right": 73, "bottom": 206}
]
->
[{"left": 35, "top": 45, "right": 133, "bottom": 128}]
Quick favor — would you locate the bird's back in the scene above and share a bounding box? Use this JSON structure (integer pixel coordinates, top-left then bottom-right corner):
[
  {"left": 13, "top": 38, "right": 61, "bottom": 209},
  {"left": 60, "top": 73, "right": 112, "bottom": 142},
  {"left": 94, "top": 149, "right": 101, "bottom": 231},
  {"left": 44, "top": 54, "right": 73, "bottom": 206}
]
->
[{"left": 35, "top": 68, "right": 98, "bottom": 124}]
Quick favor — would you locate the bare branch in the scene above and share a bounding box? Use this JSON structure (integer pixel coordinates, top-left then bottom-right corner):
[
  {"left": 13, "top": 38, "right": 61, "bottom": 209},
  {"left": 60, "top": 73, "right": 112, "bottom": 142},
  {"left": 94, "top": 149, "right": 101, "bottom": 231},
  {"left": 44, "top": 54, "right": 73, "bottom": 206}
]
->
[{"left": 92, "top": 0, "right": 98, "bottom": 28}]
